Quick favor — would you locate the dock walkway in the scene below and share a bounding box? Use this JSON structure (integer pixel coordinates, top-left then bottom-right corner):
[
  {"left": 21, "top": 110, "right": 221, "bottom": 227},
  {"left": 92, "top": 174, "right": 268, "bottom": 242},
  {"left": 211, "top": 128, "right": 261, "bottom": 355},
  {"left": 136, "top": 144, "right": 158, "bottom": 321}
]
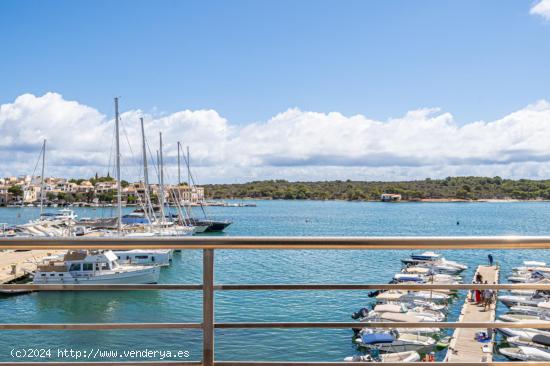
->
[
  {"left": 445, "top": 264, "right": 499, "bottom": 362},
  {"left": 0, "top": 250, "right": 62, "bottom": 283}
]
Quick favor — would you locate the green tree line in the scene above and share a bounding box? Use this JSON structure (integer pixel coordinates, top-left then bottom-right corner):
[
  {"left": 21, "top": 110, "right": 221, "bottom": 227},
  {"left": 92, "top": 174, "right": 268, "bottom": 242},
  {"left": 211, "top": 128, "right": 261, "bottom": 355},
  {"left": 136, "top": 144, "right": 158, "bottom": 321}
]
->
[{"left": 203, "top": 176, "right": 550, "bottom": 201}]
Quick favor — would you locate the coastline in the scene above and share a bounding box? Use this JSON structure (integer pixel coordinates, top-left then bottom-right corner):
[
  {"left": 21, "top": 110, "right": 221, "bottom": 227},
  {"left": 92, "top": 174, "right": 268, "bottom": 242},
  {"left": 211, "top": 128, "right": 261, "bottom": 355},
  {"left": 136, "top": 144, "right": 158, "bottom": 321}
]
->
[{"left": 204, "top": 197, "right": 549, "bottom": 203}]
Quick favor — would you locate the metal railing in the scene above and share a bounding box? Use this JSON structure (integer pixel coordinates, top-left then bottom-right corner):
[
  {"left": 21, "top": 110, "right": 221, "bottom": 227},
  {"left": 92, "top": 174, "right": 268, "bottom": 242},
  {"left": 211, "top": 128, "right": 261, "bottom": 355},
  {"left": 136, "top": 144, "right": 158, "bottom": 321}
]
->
[{"left": 1, "top": 236, "right": 550, "bottom": 365}]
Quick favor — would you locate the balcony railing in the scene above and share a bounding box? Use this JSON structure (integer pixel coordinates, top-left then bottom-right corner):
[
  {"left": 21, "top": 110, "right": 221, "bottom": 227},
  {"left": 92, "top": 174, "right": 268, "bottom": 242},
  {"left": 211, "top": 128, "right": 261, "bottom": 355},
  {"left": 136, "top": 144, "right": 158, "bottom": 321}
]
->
[{"left": 1, "top": 236, "right": 550, "bottom": 365}]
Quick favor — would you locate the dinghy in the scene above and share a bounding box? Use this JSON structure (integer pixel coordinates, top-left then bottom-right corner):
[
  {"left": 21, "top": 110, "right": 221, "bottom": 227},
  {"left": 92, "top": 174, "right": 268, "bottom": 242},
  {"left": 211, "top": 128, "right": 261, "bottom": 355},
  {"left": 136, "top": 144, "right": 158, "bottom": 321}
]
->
[
  {"left": 500, "top": 293, "right": 550, "bottom": 307},
  {"left": 507, "top": 334, "right": 550, "bottom": 351},
  {"left": 355, "top": 331, "right": 436, "bottom": 353},
  {"left": 376, "top": 290, "right": 449, "bottom": 303},
  {"left": 500, "top": 346, "right": 550, "bottom": 361},
  {"left": 344, "top": 351, "right": 420, "bottom": 362},
  {"left": 499, "top": 313, "right": 550, "bottom": 323}
]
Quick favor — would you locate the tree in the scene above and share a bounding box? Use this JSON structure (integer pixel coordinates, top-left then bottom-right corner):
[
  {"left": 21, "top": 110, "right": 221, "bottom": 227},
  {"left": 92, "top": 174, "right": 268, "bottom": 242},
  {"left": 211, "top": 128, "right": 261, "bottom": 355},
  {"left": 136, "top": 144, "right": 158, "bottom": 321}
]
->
[{"left": 8, "top": 185, "right": 23, "bottom": 198}]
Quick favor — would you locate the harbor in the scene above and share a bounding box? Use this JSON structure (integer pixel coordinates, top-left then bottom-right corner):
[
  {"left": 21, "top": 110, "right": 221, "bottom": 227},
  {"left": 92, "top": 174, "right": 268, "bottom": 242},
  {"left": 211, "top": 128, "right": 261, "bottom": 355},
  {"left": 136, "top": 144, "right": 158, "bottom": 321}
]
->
[
  {"left": 2, "top": 201, "right": 550, "bottom": 362},
  {"left": 445, "top": 265, "right": 499, "bottom": 362}
]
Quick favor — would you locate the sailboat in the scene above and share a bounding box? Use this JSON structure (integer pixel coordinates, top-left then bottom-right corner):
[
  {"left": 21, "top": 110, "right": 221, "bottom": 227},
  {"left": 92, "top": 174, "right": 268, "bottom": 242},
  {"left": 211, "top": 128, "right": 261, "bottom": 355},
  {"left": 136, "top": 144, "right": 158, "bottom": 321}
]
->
[{"left": 177, "top": 144, "right": 231, "bottom": 232}]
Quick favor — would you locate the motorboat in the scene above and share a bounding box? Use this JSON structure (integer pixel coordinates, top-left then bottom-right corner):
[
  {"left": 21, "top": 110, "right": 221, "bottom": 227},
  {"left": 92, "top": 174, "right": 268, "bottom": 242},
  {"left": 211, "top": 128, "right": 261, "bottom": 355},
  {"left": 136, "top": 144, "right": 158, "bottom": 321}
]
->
[
  {"left": 394, "top": 273, "right": 461, "bottom": 284},
  {"left": 496, "top": 325, "right": 550, "bottom": 339},
  {"left": 364, "top": 311, "right": 443, "bottom": 323},
  {"left": 378, "top": 299, "right": 447, "bottom": 312},
  {"left": 33, "top": 250, "right": 160, "bottom": 284},
  {"left": 355, "top": 330, "right": 436, "bottom": 353},
  {"left": 372, "top": 303, "right": 445, "bottom": 320},
  {"left": 401, "top": 252, "right": 467, "bottom": 272},
  {"left": 499, "top": 313, "right": 550, "bottom": 324},
  {"left": 403, "top": 252, "right": 441, "bottom": 263},
  {"left": 344, "top": 351, "right": 420, "bottom": 362},
  {"left": 508, "top": 334, "right": 550, "bottom": 351},
  {"left": 509, "top": 305, "right": 550, "bottom": 317},
  {"left": 500, "top": 293, "right": 550, "bottom": 307},
  {"left": 376, "top": 290, "right": 449, "bottom": 303},
  {"left": 500, "top": 346, "right": 550, "bottom": 361},
  {"left": 112, "top": 249, "right": 173, "bottom": 266},
  {"left": 497, "top": 328, "right": 550, "bottom": 339},
  {"left": 509, "top": 271, "right": 550, "bottom": 283}
]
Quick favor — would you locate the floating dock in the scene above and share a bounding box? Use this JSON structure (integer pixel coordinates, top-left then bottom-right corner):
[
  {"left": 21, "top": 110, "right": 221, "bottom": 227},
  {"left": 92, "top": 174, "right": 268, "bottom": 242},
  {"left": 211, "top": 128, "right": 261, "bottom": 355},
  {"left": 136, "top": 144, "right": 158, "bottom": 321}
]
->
[
  {"left": 0, "top": 250, "right": 62, "bottom": 284},
  {"left": 445, "top": 264, "right": 499, "bottom": 362}
]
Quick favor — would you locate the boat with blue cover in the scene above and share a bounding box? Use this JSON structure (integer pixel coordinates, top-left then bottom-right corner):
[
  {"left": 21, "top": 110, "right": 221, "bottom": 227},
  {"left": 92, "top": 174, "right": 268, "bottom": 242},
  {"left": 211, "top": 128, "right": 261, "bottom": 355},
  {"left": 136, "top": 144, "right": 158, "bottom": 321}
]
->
[{"left": 355, "top": 330, "right": 436, "bottom": 353}]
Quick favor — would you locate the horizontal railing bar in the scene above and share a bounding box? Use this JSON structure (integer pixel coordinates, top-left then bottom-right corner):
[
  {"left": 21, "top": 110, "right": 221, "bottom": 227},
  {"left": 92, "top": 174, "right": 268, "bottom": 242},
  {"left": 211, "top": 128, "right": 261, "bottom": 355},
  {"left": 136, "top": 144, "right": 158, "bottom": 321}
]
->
[
  {"left": 213, "top": 283, "right": 550, "bottom": 290},
  {"left": 0, "top": 284, "right": 203, "bottom": 291},
  {"left": 214, "top": 321, "right": 550, "bottom": 329},
  {"left": 2, "top": 283, "right": 548, "bottom": 291},
  {"left": 0, "top": 323, "right": 202, "bottom": 330},
  {"left": 3, "top": 235, "right": 550, "bottom": 249}
]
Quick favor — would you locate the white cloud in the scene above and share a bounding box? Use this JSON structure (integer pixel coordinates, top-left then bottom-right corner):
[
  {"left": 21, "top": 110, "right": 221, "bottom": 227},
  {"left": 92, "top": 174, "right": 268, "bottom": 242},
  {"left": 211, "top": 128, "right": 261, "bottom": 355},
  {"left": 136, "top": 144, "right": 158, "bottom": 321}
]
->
[
  {"left": 2, "top": 92, "right": 550, "bottom": 183},
  {"left": 531, "top": 0, "right": 550, "bottom": 20}
]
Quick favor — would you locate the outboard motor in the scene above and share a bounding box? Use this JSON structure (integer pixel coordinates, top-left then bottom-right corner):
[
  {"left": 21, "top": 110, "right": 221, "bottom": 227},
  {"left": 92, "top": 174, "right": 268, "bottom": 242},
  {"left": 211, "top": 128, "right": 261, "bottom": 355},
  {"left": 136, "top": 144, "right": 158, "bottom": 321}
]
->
[
  {"left": 351, "top": 307, "right": 369, "bottom": 319},
  {"left": 368, "top": 290, "right": 381, "bottom": 298}
]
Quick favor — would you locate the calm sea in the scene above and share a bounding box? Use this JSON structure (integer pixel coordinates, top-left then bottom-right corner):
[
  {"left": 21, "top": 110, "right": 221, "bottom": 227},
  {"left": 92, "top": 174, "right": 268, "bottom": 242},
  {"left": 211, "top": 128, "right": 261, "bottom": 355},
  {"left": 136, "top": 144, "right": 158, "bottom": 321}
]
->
[{"left": 1, "top": 200, "right": 549, "bottom": 362}]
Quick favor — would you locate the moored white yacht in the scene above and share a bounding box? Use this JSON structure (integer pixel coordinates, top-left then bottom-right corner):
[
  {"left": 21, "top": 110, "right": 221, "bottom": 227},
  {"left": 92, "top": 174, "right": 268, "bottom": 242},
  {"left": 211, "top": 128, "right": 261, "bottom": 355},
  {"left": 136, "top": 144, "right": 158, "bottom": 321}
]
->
[
  {"left": 113, "top": 249, "right": 173, "bottom": 266},
  {"left": 33, "top": 250, "right": 160, "bottom": 284}
]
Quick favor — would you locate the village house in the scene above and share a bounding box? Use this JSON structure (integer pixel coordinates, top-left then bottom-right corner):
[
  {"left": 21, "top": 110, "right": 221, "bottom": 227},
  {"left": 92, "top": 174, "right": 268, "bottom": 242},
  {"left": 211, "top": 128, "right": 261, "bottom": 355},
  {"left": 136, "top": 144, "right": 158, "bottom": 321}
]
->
[{"left": 0, "top": 186, "right": 10, "bottom": 206}]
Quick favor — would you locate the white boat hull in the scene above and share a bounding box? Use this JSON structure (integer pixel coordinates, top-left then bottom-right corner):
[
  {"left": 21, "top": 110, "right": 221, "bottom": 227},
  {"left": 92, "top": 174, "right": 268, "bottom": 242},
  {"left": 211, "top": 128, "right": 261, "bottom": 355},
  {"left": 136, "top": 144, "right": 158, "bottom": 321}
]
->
[{"left": 33, "top": 266, "right": 160, "bottom": 284}]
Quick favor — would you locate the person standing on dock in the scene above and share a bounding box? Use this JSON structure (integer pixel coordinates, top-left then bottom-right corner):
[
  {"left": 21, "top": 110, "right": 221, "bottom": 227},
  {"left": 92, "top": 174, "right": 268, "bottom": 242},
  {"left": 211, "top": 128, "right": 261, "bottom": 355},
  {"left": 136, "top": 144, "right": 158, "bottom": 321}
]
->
[{"left": 488, "top": 254, "right": 493, "bottom": 266}]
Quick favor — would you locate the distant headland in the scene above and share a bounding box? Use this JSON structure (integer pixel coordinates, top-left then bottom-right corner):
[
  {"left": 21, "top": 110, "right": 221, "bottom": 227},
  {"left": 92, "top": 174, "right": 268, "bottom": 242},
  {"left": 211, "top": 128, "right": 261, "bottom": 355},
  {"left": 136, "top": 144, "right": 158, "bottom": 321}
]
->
[{"left": 203, "top": 177, "right": 550, "bottom": 202}]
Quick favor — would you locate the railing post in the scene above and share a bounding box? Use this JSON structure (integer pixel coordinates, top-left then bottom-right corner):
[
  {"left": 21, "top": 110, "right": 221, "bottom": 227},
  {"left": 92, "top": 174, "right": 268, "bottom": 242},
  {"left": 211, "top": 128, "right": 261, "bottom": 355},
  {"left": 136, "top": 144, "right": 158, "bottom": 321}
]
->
[{"left": 203, "top": 249, "right": 214, "bottom": 366}]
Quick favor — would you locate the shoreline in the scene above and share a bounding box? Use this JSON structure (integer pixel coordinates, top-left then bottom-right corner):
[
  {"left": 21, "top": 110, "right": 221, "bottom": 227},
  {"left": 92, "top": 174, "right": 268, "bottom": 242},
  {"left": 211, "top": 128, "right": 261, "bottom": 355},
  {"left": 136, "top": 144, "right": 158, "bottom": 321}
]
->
[{"left": 205, "top": 197, "right": 550, "bottom": 203}]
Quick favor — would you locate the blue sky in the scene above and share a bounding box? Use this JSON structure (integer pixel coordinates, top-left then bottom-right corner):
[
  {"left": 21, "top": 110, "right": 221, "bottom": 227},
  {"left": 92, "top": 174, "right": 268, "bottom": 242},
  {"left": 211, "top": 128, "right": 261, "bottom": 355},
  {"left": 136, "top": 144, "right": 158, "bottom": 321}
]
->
[
  {"left": 1, "top": 0, "right": 549, "bottom": 124},
  {"left": 2, "top": 1, "right": 550, "bottom": 183}
]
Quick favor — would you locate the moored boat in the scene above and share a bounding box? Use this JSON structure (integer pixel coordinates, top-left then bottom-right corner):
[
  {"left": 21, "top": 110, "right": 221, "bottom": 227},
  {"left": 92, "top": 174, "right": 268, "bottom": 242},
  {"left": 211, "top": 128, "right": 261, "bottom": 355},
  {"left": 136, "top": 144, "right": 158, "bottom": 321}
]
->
[{"left": 33, "top": 250, "right": 160, "bottom": 284}]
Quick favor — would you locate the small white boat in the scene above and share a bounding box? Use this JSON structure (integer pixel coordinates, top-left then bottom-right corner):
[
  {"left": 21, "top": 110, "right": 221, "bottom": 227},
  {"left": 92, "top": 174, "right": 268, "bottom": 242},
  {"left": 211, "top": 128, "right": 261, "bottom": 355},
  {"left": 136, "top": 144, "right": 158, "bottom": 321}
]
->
[
  {"left": 499, "top": 313, "right": 550, "bottom": 323},
  {"left": 373, "top": 303, "right": 445, "bottom": 320},
  {"left": 500, "top": 294, "right": 550, "bottom": 307},
  {"left": 33, "top": 250, "right": 160, "bottom": 284},
  {"left": 394, "top": 273, "right": 461, "bottom": 284},
  {"left": 500, "top": 346, "right": 550, "bottom": 361},
  {"left": 497, "top": 325, "right": 550, "bottom": 339},
  {"left": 376, "top": 290, "right": 449, "bottom": 303},
  {"left": 344, "top": 351, "right": 420, "bottom": 362},
  {"left": 364, "top": 311, "right": 443, "bottom": 323},
  {"left": 508, "top": 334, "right": 550, "bottom": 351},
  {"left": 380, "top": 299, "right": 447, "bottom": 312},
  {"left": 355, "top": 330, "right": 436, "bottom": 353}
]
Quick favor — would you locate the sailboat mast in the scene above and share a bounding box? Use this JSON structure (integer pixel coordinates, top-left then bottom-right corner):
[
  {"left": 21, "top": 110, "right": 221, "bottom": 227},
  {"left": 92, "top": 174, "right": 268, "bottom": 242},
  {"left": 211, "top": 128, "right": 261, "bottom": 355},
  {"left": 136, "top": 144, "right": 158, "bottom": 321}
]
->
[
  {"left": 187, "top": 146, "right": 191, "bottom": 188},
  {"left": 114, "top": 97, "right": 122, "bottom": 235},
  {"left": 177, "top": 141, "right": 181, "bottom": 185},
  {"left": 159, "top": 132, "right": 165, "bottom": 224},
  {"left": 39, "top": 139, "right": 46, "bottom": 215},
  {"left": 140, "top": 117, "right": 152, "bottom": 222}
]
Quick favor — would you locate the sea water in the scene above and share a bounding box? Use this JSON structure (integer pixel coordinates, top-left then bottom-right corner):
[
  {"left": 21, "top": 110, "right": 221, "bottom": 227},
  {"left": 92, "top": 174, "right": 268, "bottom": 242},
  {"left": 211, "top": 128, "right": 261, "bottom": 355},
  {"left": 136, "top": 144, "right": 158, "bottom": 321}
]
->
[{"left": 1, "top": 200, "right": 549, "bottom": 361}]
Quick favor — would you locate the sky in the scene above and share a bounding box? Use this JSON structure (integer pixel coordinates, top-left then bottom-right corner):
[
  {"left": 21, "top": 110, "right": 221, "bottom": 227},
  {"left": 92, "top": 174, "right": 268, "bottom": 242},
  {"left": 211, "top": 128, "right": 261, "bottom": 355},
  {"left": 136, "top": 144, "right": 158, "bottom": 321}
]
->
[{"left": 1, "top": 0, "right": 550, "bottom": 183}]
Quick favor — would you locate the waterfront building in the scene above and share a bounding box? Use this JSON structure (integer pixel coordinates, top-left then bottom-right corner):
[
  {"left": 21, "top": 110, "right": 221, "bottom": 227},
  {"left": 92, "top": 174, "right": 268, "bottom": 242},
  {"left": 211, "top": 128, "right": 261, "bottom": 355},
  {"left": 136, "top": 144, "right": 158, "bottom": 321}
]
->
[{"left": 381, "top": 193, "right": 402, "bottom": 202}]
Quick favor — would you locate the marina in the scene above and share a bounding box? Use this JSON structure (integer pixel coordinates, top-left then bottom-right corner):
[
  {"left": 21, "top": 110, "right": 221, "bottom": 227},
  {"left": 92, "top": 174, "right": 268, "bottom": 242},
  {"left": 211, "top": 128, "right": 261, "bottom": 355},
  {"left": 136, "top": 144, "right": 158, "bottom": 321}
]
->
[
  {"left": 445, "top": 265, "right": 499, "bottom": 362},
  {"left": 2, "top": 201, "right": 550, "bottom": 362}
]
